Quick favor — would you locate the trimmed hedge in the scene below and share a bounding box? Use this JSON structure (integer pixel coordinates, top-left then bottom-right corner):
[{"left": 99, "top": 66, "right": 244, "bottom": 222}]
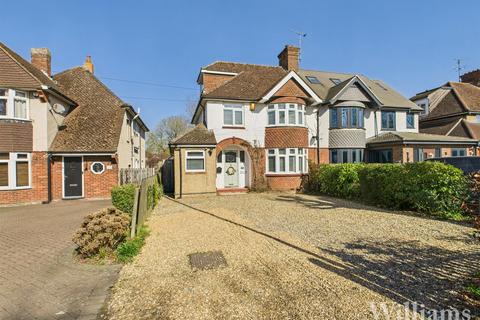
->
[
  {"left": 307, "top": 162, "right": 469, "bottom": 219},
  {"left": 111, "top": 183, "right": 136, "bottom": 214},
  {"left": 112, "top": 178, "right": 163, "bottom": 214}
]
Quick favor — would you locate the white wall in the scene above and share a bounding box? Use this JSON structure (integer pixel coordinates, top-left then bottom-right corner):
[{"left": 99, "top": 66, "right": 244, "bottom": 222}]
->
[
  {"left": 365, "top": 109, "right": 418, "bottom": 138},
  {"left": 206, "top": 101, "right": 267, "bottom": 147}
]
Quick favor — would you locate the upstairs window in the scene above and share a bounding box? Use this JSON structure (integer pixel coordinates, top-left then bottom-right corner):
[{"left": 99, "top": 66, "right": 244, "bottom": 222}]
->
[
  {"left": 0, "top": 89, "right": 28, "bottom": 120},
  {"left": 381, "top": 111, "right": 396, "bottom": 130},
  {"left": 267, "top": 103, "right": 305, "bottom": 127},
  {"left": 406, "top": 112, "right": 415, "bottom": 129},
  {"left": 223, "top": 104, "right": 244, "bottom": 127},
  {"left": 330, "top": 107, "right": 364, "bottom": 129}
]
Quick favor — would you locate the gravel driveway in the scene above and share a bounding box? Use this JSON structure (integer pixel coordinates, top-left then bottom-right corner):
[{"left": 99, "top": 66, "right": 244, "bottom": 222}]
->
[{"left": 105, "top": 193, "right": 480, "bottom": 319}]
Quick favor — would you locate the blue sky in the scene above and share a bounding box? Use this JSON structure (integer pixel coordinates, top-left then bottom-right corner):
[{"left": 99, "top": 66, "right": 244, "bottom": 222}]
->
[{"left": 2, "top": 0, "right": 479, "bottom": 129}]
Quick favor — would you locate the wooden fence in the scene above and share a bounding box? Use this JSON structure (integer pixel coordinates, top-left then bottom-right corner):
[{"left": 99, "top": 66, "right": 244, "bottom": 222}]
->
[
  {"left": 119, "top": 168, "right": 157, "bottom": 185},
  {"left": 130, "top": 173, "right": 160, "bottom": 237}
]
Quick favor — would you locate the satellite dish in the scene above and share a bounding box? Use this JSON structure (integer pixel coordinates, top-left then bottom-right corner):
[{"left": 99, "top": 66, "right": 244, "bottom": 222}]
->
[{"left": 52, "top": 103, "right": 68, "bottom": 115}]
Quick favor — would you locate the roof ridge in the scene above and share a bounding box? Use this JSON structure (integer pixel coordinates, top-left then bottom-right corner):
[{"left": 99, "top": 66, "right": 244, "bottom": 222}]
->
[
  {"left": 204, "top": 60, "right": 283, "bottom": 70},
  {"left": 299, "top": 68, "right": 359, "bottom": 76}
]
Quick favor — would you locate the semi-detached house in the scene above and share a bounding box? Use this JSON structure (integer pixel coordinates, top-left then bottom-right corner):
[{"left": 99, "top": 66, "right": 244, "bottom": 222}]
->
[
  {"left": 0, "top": 43, "right": 148, "bottom": 205},
  {"left": 170, "top": 45, "right": 477, "bottom": 197}
]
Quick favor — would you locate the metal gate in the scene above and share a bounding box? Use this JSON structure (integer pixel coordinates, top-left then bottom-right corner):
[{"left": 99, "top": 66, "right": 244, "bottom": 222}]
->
[{"left": 161, "top": 157, "right": 174, "bottom": 194}]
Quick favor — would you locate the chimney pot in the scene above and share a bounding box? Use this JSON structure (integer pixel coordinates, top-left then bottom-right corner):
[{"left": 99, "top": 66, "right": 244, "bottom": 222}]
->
[
  {"left": 278, "top": 45, "right": 300, "bottom": 71},
  {"left": 84, "top": 56, "right": 94, "bottom": 74},
  {"left": 31, "top": 48, "right": 51, "bottom": 76}
]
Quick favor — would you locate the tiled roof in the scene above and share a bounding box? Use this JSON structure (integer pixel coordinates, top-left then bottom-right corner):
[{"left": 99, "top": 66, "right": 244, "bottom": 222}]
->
[
  {"left": 204, "top": 67, "right": 287, "bottom": 101},
  {"left": 419, "top": 117, "right": 461, "bottom": 136},
  {"left": 448, "top": 82, "right": 480, "bottom": 112},
  {"left": 460, "top": 120, "right": 480, "bottom": 140},
  {"left": 367, "top": 131, "right": 477, "bottom": 145},
  {"left": 0, "top": 42, "right": 59, "bottom": 90},
  {"left": 170, "top": 124, "right": 216, "bottom": 145},
  {"left": 50, "top": 67, "right": 126, "bottom": 152}
]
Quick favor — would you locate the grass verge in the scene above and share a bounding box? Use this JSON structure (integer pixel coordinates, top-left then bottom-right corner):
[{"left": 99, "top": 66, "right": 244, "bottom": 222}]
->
[{"left": 116, "top": 226, "right": 150, "bottom": 263}]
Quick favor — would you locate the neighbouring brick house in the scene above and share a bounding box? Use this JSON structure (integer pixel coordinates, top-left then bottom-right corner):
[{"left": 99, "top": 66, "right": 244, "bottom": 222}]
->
[
  {"left": 169, "top": 45, "right": 477, "bottom": 197},
  {"left": 0, "top": 43, "right": 148, "bottom": 205},
  {"left": 411, "top": 75, "right": 480, "bottom": 150}
]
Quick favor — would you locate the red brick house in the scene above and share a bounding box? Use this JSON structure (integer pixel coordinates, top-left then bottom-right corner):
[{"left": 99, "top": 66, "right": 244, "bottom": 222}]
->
[
  {"left": 170, "top": 45, "right": 477, "bottom": 197},
  {"left": 0, "top": 43, "right": 148, "bottom": 205}
]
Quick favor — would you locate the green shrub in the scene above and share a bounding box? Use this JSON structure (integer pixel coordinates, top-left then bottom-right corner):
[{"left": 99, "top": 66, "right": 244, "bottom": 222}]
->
[
  {"left": 147, "top": 178, "right": 162, "bottom": 210},
  {"left": 308, "top": 163, "right": 363, "bottom": 199},
  {"left": 111, "top": 184, "right": 136, "bottom": 214},
  {"left": 116, "top": 226, "right": 150, "bottom": 263},
  {"left": 72, "top": 208, "right": 131, "bottom": 258},
  {"left": 308, "top": 162, "right": 469, "bottom": 219}
]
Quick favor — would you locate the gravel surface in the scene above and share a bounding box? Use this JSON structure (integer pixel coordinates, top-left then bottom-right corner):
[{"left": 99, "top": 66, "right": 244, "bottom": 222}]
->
[{"left": 105, "top": 193, "right": 480, "bottom": 319}]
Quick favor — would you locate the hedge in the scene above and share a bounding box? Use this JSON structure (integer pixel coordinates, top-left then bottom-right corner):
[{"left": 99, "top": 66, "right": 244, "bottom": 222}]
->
[
  {"left": 111, "top": 183, "right": 137, "bottom": 214},
  {"left": 112, "top": 179, "right": 163, "bottom": 215},
  {"left": 307, "top": 161, "right": 469, "bottom": 219}
]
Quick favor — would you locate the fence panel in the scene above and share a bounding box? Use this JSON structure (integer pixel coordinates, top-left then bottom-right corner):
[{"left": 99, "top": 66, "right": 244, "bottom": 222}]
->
[
  {"left": 130, "top": 175, "right": 157, "bottom": 236},
  {"left": 120, "top": 168, "right": 157, "bottom": 185}
]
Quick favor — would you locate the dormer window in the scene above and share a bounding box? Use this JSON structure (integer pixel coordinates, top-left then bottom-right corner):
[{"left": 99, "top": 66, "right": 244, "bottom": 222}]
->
[
  {"left": 267, "top": 103, "right": 305, "bottom": 127},
  {"left": 0, "top": 88, "right": 29, "bottom": 120}
]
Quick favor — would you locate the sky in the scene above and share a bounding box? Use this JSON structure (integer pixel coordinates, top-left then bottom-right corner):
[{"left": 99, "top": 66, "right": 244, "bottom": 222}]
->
[{"left": 2, "top": 0, "right": 479, "bottom": 130}]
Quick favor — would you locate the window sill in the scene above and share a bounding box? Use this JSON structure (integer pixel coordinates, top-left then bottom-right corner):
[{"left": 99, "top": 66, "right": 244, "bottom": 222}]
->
[
  {"left": 222, "top": 126, "right": 245, "bottom": 129},
  {"left": 265, "top": 173, "right": 305, "bottom": 177},
  {"left": 381, "top": 128, "right": 397, "bottom": 131},
  {"left": 0, "top": 187, "right": 32, "bottom": 191},
  {"left": 329, "top": 127, "right": 365, "bottom": 130},
  {"left": 185, "top": 171, "right": 206, "bottom": 174},
  {"left": 0, "top": 117, "right": 32, "bottom": 122},
  {"left": 266, "top": 125, "right": 307, "bottom": 128}
]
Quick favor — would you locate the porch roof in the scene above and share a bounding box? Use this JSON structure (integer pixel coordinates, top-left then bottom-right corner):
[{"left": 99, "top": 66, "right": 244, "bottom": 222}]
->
[
  {"left": 366, "top": 131, "right": 478, "bottom": 146},
  {"left": 170, "top": 124, "right": 216, "bottom": 146}
]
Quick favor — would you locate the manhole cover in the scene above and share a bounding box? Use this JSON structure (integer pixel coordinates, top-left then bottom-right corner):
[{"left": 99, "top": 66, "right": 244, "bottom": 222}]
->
[{"left": 188, "top": 251, "right": 227, "bottom": 270}]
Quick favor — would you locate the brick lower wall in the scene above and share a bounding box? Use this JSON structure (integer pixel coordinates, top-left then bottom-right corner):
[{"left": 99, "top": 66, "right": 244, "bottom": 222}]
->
[
  {"left": 266, "top": 174, "right": 303, "bottom": 190},
  {"left": 0, "top": 152, "right": 49, "bottom": 205},
  {"left": 51, "top": 155, "right": 118, "bottom": 200}
]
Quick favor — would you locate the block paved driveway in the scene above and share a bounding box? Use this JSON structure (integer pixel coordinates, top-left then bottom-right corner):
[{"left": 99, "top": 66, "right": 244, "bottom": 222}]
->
[
  {"left": 0, "top": 200, "right": 120, "bottom": 320},
  {"left": 106, "top": 193, "right": 480, "bottom": 319}
]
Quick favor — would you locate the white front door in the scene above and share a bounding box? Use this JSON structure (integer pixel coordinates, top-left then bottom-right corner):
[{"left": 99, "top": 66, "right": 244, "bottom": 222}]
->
[{"left": 224, "top": 151, "right": 239, "bottom": 188}]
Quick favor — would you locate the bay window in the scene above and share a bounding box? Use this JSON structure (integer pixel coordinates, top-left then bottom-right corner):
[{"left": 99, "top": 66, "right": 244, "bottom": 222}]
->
[
  {"left": 223, "top": 104, "right": 244, "bottom": 127},
  {"left": 0, "top": 152, "right": 31, "bottom": 189},
  {"left": 267, "top": 103, "right": 305, "bottom": 126},
  {"left": 330, "top": 149, "right": 364, "bottom": 163},
  {"left": 185, "top": 151, "right": 205, "bottom": 172},
  {"left": 267, "top": 148, "right": 307, "bottom": 174},
  {"left": 330, "top": 107, "right": 364, "bottom": 129},
  {"left": 0, "top": 89, "right": 29, "bottom": 120}
]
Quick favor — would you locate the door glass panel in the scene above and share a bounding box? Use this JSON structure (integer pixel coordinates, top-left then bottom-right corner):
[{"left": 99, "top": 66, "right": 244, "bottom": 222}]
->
[
  {"left": 225, "top": 152, "right": 236, "bottom": 163},
  {"left": 239, "top": 151, "right": 245, "bottom": 163},
  {"left": 217, "top": 151, "right": 222, "bottom": 163}
]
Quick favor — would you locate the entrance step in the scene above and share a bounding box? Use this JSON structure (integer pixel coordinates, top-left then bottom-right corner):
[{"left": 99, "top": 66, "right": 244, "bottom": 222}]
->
[{"left": 217, "top": 188, "right": 249, "bottom": 195}]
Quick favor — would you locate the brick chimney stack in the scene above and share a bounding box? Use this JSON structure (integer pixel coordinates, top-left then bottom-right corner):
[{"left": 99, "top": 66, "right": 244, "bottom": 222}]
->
[
  {"left": 31, "top": 48, "right": 51, "bottom": 76},
  {"left": 460, "top": 69, "right": 480, "bottom": 87},
  {"left": 278, "top": 45, "right": 300, "bottom": 71},
  {"left": 83, "top": 56, "right": 94, "bottom": 74}
]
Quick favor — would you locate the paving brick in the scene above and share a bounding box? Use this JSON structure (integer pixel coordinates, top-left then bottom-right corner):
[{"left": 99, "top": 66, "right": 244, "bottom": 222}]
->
[{"left": 0, "top": 200, "right": 120, "bottom": 319}]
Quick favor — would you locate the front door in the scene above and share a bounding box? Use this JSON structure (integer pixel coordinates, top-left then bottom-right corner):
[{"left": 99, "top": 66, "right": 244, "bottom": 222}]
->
[
  {"left": 63, "top": 157, "right": 83, "bottom": 198},
  {"left": 224, "top": 151, "right": 238, "bottom": 188}
]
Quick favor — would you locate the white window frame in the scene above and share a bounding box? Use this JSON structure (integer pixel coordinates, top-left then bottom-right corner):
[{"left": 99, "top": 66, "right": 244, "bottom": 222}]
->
[
  {"left": 185, "top": 150, "right": 205, "bottom": 172},
  {"left": 267, "top": 103, "right": 306, "bottom": 127},
  {"left": 90, "top": 162, "right": 105, "bottom": 174},
  {"left": 0, "top": 88, "right": 30, "bottom": 120},
  {"left": 223, "top": 104, "right": 244, "bottom": 127},
  {"left": 266, "top": 148, "right": 308, "bottom": 174},
  {"left": 0, "top": 152, "right": 32, "bottom": 190}
]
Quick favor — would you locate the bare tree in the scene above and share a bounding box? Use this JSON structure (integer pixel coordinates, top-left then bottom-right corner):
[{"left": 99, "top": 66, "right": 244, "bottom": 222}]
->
[{"left": 146, "top": 115, "right": 190, "bottom": 156}]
